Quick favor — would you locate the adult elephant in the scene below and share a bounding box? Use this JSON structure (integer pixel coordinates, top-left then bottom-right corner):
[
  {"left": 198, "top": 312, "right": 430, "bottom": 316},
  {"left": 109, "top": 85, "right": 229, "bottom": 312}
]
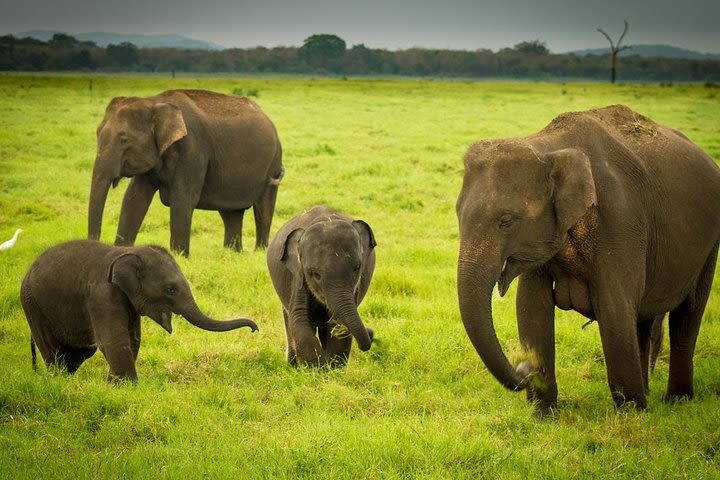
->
[
  {"left": 88, "top": 89, "right": 283, "bottom": 256},
  {"left": 456, "top": 105, "right": 720, "bottom": 414}
]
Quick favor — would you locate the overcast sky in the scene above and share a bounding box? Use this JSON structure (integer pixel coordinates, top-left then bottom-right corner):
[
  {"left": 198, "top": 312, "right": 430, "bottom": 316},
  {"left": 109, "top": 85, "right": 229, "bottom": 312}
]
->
[{"left": 3, "top": 0, "right": 719, "bottom": 53}]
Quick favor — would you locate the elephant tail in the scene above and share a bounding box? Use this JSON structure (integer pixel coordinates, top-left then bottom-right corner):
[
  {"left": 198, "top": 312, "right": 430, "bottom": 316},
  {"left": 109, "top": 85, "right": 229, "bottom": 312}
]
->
[
  {"left": 268, "top": 144, "right": 284, "bottom": 186},
  {"left": 31, "top": 337, "right": 37, "bottom": 371},
  {"left": 269, "top": 166, "right": 284, "bottom": 186}
]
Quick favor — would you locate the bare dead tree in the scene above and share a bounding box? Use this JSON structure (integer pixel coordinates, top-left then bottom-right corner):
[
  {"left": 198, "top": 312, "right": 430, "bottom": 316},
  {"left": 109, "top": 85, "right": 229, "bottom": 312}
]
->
[{"left": 597, "top": 20, "right": 632, "bottom": 84}]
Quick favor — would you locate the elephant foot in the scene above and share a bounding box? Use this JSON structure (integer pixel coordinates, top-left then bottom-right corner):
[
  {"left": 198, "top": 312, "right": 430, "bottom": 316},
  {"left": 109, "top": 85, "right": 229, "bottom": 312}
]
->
[
  {"left": 611, "top": 391, "right": 647, "bottom": 410},
  {"left": 663, "top": 389, "right": 694, "bottom": 403}
]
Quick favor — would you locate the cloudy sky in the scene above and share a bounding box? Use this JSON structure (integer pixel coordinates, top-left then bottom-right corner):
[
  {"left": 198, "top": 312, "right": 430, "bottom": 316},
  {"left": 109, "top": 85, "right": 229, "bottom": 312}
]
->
[{"left": 3, "top": 0, "right": 718, "bottom": 53}]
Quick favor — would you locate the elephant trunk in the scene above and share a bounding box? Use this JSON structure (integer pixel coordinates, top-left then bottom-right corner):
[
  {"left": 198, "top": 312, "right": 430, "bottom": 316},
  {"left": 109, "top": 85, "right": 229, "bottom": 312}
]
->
[
  {"left": 457, "top": 241, "right": 527, "bottom": 391},
  {"left": 176, "top": 296, "right": 258, "bottom": 332},
  {"left": 88, "top": 157, "right": 121, "bottom": 240},
  {"left": 327, "top": 287, "right": 372, "bottom": 351},
  {"left": 88, "top": 168, "right": 111, "bottom": 240}
]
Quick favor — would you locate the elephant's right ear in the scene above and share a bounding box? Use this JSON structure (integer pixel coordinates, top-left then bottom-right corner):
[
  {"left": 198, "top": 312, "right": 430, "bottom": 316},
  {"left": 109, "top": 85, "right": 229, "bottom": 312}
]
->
[
  {"left": 546, "top": 148, "right": 597, "bottom": 234},
  {"left": 152, "top": 103, "right": 187, "bottom": 157},
  {"left": 108, "top": 253, "right": 143, "bottom": 300},
  {"left": 280, "top": 228, "right": 305, "bottom": 278}
]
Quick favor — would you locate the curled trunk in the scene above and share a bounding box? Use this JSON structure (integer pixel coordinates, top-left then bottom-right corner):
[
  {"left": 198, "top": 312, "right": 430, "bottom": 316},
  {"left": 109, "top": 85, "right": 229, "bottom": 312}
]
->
[
  {"left": 177, "top": 297, "right": 258, "bottom": 332},
  {"left": 327, "top": 289, "right": 372, "bottom": 351},
  {"left": 457, "top": 244, "right": 526, "bottom": 391}
]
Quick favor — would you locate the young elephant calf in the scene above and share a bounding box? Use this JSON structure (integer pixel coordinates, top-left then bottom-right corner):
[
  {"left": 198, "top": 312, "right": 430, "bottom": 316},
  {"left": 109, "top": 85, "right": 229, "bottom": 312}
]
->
[
  {"left": 266, "top": 206, "right": 377, "bottom": 367},
  {"left": 21, "top": 240, "right": 258, "bottom": 381}
]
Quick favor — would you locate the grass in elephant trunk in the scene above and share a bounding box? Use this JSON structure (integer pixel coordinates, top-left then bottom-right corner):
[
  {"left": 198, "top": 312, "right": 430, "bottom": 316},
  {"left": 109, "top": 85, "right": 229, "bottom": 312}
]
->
[
  {"left": 330, "top": 317, "right": 353, "bottom": 339},
  {"left": 0, "top": 74, "right": 719, "bottom": 479},
  {"left": 507, "top": 344, "right": 550, "bottom": 394}
]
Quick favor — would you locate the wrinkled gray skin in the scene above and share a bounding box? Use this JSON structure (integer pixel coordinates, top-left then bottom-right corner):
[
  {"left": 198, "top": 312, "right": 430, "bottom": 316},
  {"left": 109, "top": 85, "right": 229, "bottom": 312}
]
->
[
  {"left": 21, "top": 240, "right": 258, "bottom": 381},
  {"left": 267, "top": 206, "right": 377, "bottom": 367},
  {"left": 89, "top": 89, "right": 283, "bottom": 257},
  {"left": 456, "top": 105, "right": 720, "bottom": 414}
]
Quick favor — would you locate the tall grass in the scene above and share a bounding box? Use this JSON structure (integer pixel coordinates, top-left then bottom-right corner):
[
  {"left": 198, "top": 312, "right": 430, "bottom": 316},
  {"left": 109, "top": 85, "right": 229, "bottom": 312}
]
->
[{"left": 0, "top": 74, "right": 719, "bottom": 479}]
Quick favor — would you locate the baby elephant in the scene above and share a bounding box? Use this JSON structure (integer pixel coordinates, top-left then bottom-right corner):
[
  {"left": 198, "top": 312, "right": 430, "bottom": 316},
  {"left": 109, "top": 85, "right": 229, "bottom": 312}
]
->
[
  {"left": 21, "top": 240, "right": 258, "bottom": 381},
  {"left": 267, "top": 206, "right": 377, "bottom": 367}
]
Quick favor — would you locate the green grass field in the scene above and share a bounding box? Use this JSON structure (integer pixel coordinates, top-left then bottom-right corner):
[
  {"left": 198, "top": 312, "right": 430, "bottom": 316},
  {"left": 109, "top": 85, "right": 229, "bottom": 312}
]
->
[{"left": 1, "top": 74, "right": 719, "bottom": 479}]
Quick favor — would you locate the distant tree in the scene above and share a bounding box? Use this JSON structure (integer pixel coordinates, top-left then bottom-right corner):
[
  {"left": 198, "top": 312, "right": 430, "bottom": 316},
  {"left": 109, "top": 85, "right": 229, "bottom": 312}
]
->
[
  {"left": 65, "top": 49, "right": 96, "bottom": 70},
  {"left": 597, "top": 20, "right": 632, "bottom": 83},
  {"left": 49, "top": 33, "right": 78, "bottom": 49},
  {"left": 106, "top": 42, "right": 139, "bottom": 67},
  {"left": 300, "top": 34, "right": 346, "bottom": 60},
  {"left": 513, "top": 40, "right": 549, "bottom": 55}
]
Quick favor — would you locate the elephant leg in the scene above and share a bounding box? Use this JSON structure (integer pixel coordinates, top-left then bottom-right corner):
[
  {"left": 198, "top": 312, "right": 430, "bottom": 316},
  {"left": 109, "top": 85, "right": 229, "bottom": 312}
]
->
[
  {"left": 21, "top": 283, "right": 64, "bottom": 370},
  {"left": 289, "top": 314, "right": 326, "bottom": 367},
  {"left": 253, "top": 183, "right": 278, "bottom": 250},
  {"left": 219, "top": 209, "right": 246, "bottom": 252},
  {"left": 116, "top": 176, "right": 157, "bottom": 246},
  {"left": 666, "top": 241, "right": 718, "bottom": 400},
  {"left": 283, "top": 309, "right": 297, "bottom": 366},
  {"left": 649, "top": 315, "right": 664, "bottom": 373},
  {"left": 88, "top": 304, "right": 139, "bottom": 382},
  {"left": 593, "top": 284, "right": 647, "bottom": 408},
  {"left": 636, "top": 317, "right": 660, "bottom": 394},
  {"left": 169, "top": 201, "right": 195, "bottom": 257},
  {"left": 320, "top": 326, "right": 353, "bottom": 368},
  {"left": 129, "top": 315, "right": 141, "bottom": 361},
  {"left": 516, "top": 269, "right": 557, "bottom": 414},
  {"left": 98, "top": 335, "right": 137, "bottom": 382},
  {"left": 63, "top": 346, "right": 97, "bottom": 374}
]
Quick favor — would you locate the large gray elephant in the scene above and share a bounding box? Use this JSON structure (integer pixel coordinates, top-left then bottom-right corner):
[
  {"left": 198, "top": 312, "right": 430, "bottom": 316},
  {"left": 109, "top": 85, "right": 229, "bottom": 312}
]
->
[
  {"left": 266, "top": 206, "right": 377, "bottom": 367},
  {"left": 88, "top": 89, "right": 283, "bottom": 257},
  {"left": 21, "top": 240, "right": 258, "bottom": 381},
  {"left": 456, "top": 105, "right": 720, "bottom": 414}
]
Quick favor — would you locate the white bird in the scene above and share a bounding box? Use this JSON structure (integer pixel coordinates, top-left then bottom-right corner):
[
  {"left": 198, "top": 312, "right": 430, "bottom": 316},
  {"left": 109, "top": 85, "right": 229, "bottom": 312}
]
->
[{"left": 0, "top": 228, "right": 23, "bottom": 251}]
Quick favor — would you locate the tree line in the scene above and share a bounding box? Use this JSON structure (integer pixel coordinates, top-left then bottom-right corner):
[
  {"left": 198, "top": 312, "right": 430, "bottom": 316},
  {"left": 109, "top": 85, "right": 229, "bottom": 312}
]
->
[{"left": 1, "top": 33, "right": 718, "bottom": 82}]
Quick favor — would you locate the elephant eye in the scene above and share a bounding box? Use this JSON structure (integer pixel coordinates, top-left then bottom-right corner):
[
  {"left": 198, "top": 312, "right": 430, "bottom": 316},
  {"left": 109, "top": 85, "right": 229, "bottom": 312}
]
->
[
  {"left": 119, "top": 135, "right": 129, "bottom": 144},
  {"left": 353, "top": 264, "right": 361, "bottom": 273},
  {"left": 310, "top": 270, "right": 321, "bottom": 281},
  {"left": 498, "top": 214, "right": 516, "bottom": 232},
  {"left": 165, "top": 286, "right": 177, "bottom": 295}
]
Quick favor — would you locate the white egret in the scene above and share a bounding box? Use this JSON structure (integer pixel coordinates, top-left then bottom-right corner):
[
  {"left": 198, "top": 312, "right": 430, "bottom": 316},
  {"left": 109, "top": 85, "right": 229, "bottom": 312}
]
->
[{"left": 0, "top": 229, "right": 23, "bottom": 250}]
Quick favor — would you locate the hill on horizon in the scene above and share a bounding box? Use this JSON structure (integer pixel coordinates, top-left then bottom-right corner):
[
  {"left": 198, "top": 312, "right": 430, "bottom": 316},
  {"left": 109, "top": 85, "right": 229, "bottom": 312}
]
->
[
  {"left": 569, "top": 44, "right": 720, "bottom": 61},
  {"left": 15, "top": 30, "right": 225, "bottom": 50}
]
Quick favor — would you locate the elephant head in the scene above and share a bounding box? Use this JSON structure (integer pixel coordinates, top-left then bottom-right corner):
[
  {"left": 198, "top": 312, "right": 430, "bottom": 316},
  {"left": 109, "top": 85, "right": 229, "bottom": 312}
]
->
[
  {"left": 88, "top": 97, "right": 187, "bottom": 240},
  {"left": 108, "top": 245, "right": 257, "bottom": 333},
  {"left": 456, "top": 140, "right": 596, "bottom": 390},
  {"left": 281, "top": 219, "right": 376, "bottom": 351}
]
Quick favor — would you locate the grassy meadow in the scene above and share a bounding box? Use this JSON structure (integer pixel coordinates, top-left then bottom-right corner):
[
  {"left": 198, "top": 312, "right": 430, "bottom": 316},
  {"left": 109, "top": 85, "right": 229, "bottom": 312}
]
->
[{"left": 1, "top": 74, "right": 719, "bottom": 479}]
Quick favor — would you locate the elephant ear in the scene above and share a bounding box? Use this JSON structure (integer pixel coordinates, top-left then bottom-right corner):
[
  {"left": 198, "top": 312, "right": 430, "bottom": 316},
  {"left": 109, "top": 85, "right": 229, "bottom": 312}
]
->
[
  {"left": 280, "top": 228, "right": 309, "bottom": 308},
  {"left": 352, "top": 220, "right": 377, "bottom": 253},
  {"left": 152, "top": 103, "right": 187, "bottom": 157},
  {"left": 108, "top": 253, "right": 143, "bottom": 305},
  {"left": 546, "top": 148, "right": 597, "bottom": 234},
  {"left": 280, "top": 228, "right": 305, "bottom": 278}
]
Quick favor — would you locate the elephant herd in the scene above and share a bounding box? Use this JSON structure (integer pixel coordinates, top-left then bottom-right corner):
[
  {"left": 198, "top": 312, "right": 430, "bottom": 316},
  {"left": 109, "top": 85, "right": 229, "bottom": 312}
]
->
[{"left": 20, "top": 89, "right": 720, "bottom": 416}]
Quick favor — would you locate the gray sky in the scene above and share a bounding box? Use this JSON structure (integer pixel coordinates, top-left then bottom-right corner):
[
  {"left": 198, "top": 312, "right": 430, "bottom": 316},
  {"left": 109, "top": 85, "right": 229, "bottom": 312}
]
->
[{"left": 3, "top": 0, "right": 719, "bottom": 53}]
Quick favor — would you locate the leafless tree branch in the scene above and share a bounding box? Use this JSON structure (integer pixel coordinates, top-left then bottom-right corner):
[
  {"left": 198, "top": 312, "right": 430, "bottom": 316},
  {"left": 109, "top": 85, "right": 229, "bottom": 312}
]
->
[{"left": 597, "top": 28, "right": 615, "bottom": 51}]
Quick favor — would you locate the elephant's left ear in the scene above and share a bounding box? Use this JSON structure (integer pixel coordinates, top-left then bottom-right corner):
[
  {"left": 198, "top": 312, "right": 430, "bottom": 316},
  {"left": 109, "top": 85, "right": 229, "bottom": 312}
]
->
[
  {"left": 546, "top": 148, "right": 597, "bottom": 234},
  {"left": 352, "top": 220, "right": 377, "bottom": 251},
  {"left": 152, "top": 103, "right": 187, "bottom": 157},
  {"left": 280, "top": 228, "right": 305, "bottom": 278},
  {"left": 108, "top": 253, "right": 144, "bottom": 302}
]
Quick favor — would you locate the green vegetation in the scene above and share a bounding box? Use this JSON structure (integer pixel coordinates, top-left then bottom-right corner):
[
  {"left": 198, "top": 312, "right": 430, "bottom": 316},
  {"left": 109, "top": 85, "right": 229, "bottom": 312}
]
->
[
  {"left": 2, "top": 34, "right": 720, "bottom": 81},
  {"left": 1, "top": 75, "right": 719, "bottom": 479}
]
